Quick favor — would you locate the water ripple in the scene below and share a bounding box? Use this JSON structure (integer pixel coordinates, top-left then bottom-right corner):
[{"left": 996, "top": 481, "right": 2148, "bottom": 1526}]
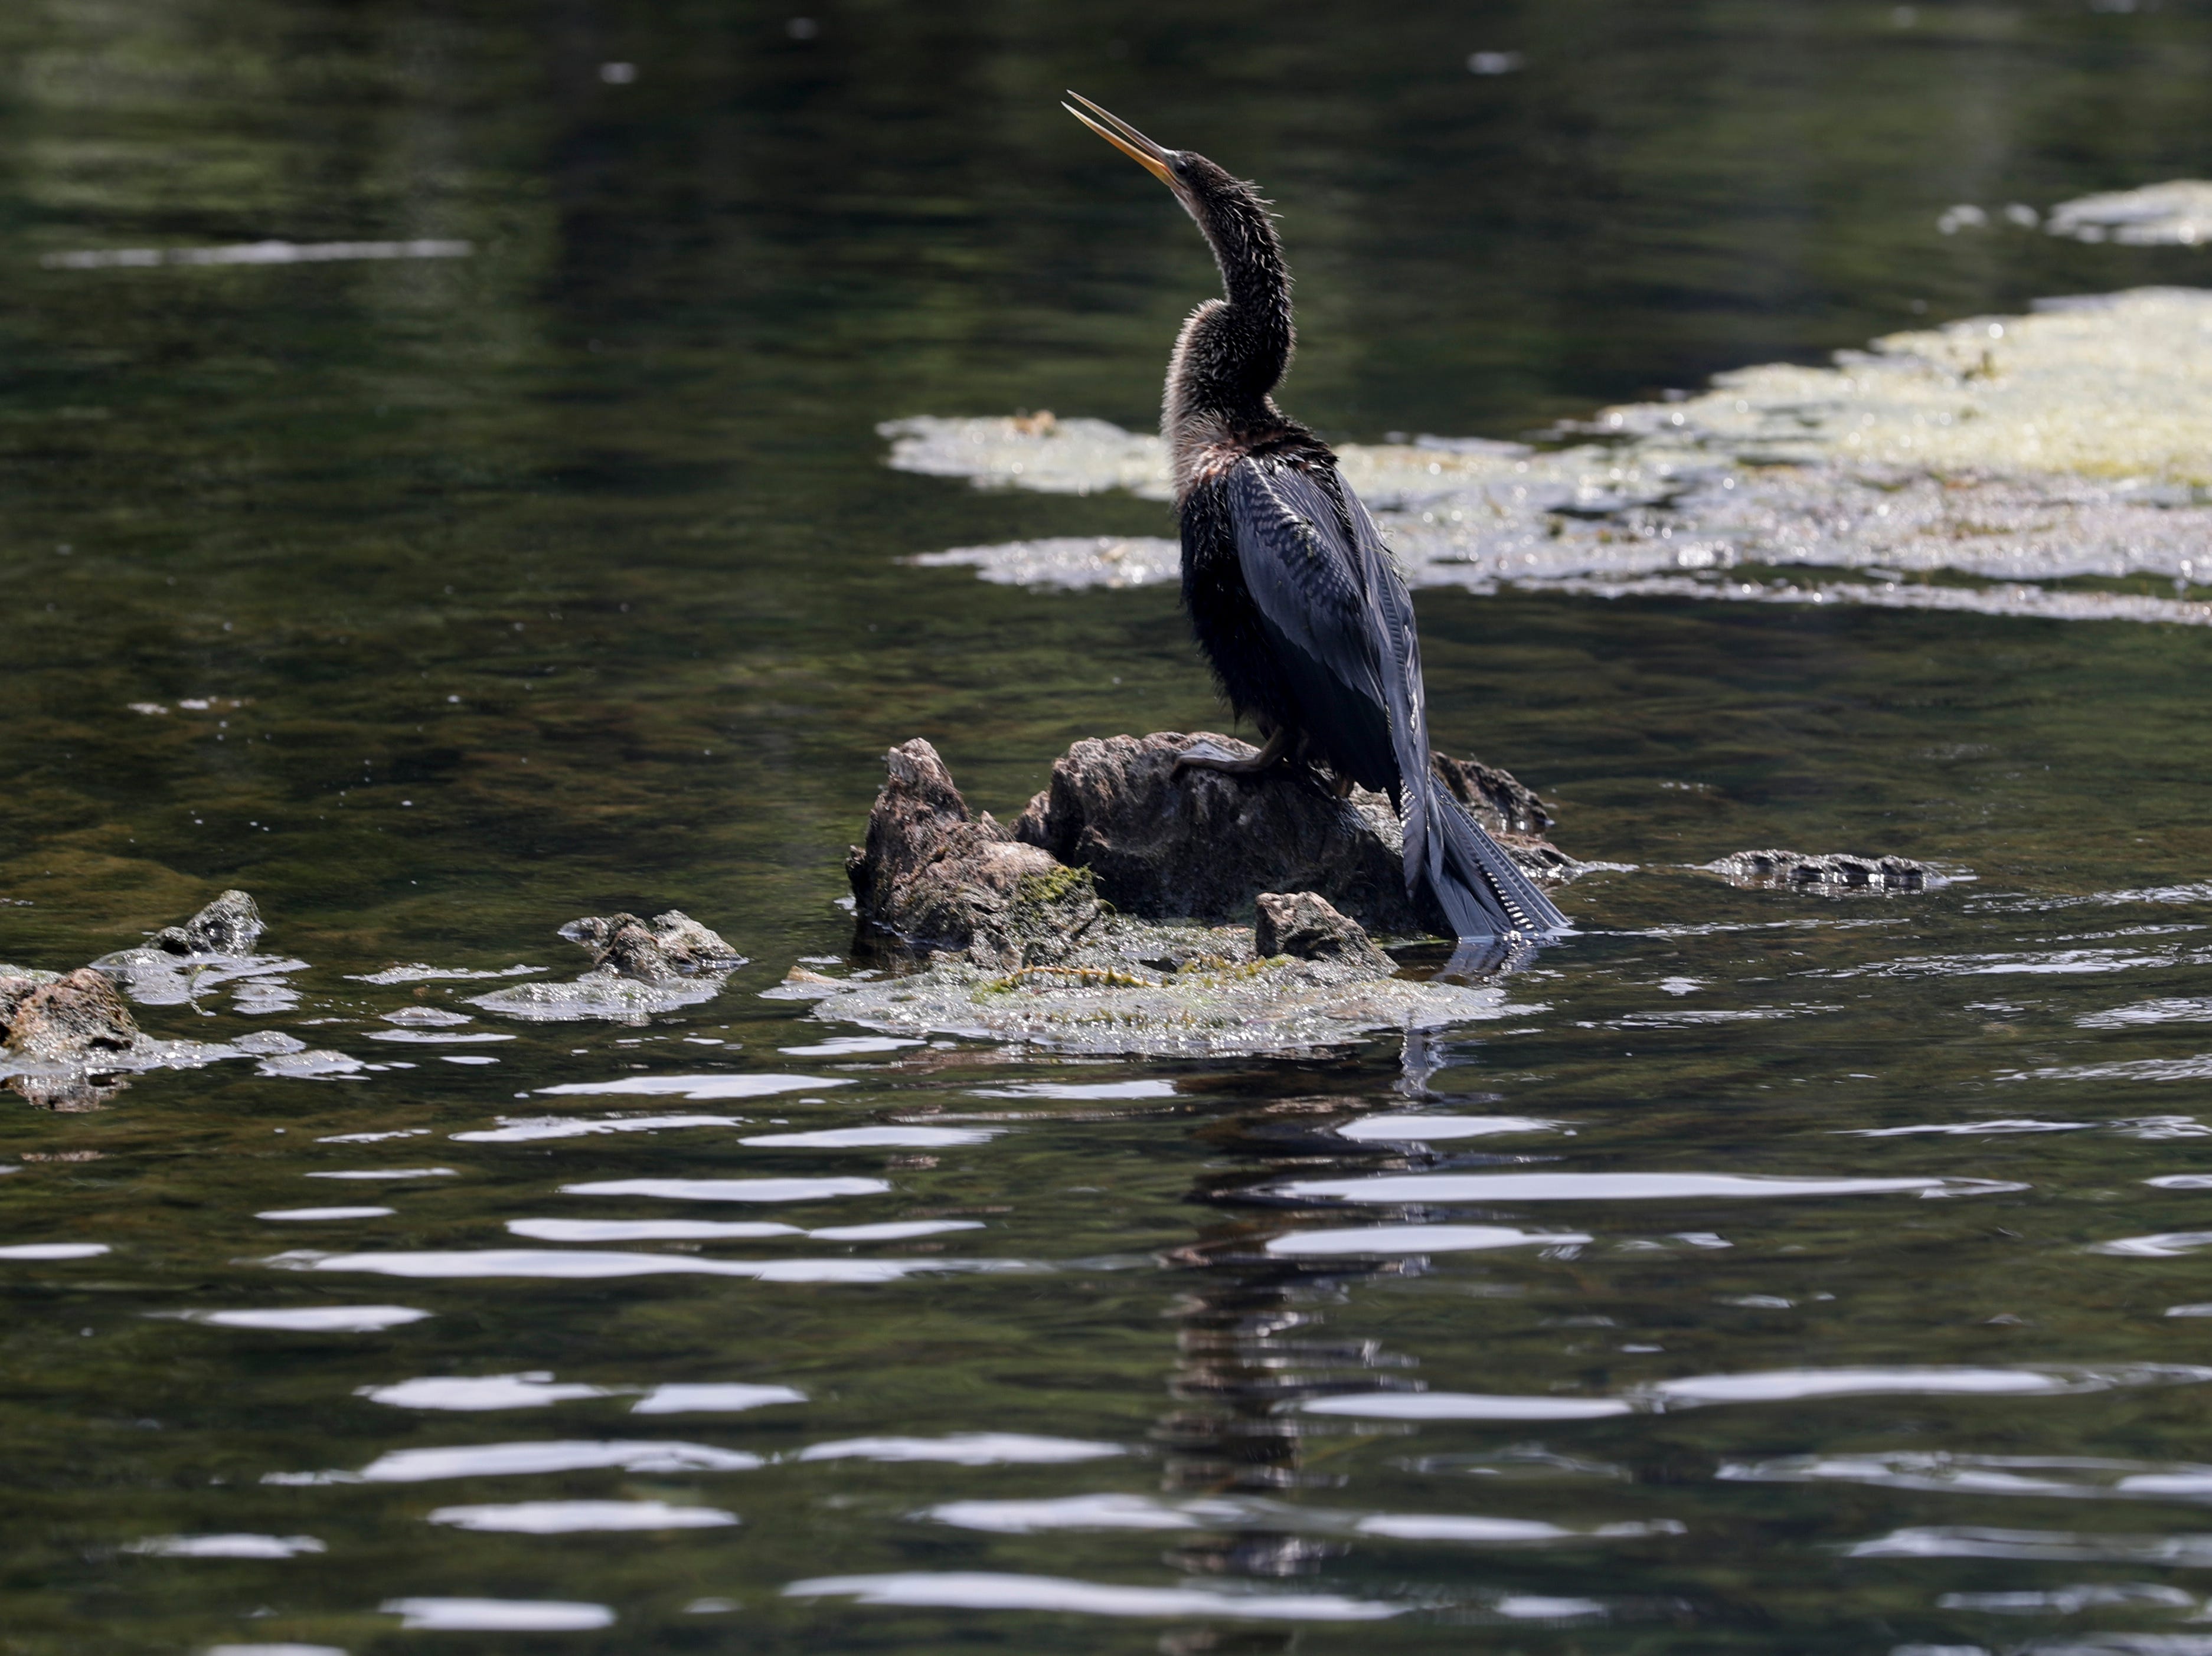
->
[
  {"left": 538, "top": 1074, "right": 850, "bottom": 1100},
  {"left": 453, "top": 1114, "right": 743, "bottom": 1143},
  {"left": 1847, "top": 1527, "right": 2212, "bottom": 1565},
  {"left": 159, "top": 1305, "right": 429, "bottom": 1333},
  {"left": 795, "top": 1434, "right": 1122, "bottom": 1465},
  {"left": 1267, "top": 1225, "right": 1590, "bottom": 1258},
  {"left": 1721, "top": 1452, "right": 2212, "bottom": 1501},
  {"left": 560, "top": 1177, "right": 887, "bottom": 1202},
  {"left": 125, "top": 1533, "right": 325, "bottom": 1559},
  {"left": 380, "top": 1598, "right": 614, "bottom": 1631},
  {"left": 341, "top": 1439, "right": 764, "bottom": 1482},
  {"left": 267, "top": 1248, "right": 1018, "bottom": 1283},
  {"left": 1333, "top": 1115, "right": 1563, "bottom": 1142},
  {"left": 427, "top": 1500, "right": 737, "bottom": 1533},
  {"left": 782, "top": 1572, "right": 1400, "bottom": 1620},
  {"left": 1276, "top": 1172, "right": 2021, "bottom": 1203}
]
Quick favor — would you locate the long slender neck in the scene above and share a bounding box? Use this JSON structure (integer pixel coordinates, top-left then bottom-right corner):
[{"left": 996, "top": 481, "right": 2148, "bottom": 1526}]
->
[{"left": 1163, "top": 163, "right": 1295, "bottom": 490}]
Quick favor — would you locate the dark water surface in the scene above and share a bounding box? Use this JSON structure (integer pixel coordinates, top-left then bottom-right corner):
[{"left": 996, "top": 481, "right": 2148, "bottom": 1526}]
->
[{"left": 7, "top": 2, "right": 2212, "bottom": 1651}]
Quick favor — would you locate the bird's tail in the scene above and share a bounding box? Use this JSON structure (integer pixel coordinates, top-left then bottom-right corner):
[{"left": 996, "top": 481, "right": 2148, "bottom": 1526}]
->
[{"left": 1410, "top": 774, "right": 1570, "bottom": 941}]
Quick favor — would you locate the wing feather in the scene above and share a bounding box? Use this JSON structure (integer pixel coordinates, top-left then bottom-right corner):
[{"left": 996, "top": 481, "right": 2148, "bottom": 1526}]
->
[
  {"left": 1225, "top": 454, "right": 1569, "bottom": 940},
  {"left": 1224, "top": 459, "right": 1397, "bottom": 794}
]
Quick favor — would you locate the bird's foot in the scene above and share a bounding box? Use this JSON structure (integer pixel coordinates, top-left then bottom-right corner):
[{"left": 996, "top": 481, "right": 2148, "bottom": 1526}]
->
[{"left": 1171, "top": 729, "right": 1292, "bottom": 781}]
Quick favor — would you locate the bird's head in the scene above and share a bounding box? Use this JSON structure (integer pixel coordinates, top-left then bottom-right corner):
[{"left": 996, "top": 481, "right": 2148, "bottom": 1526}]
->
[
  {"left": 1063, "top": 92, "right": 1277, "bottom": 274},
  {"left": 1064, "top": 91, "right": 1293, "bottom": 423}
]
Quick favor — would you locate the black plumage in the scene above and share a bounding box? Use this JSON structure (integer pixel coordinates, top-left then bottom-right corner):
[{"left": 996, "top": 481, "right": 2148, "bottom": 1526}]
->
[{"left": 1066, "top": 93, "right": 1568, "bottom": 941}]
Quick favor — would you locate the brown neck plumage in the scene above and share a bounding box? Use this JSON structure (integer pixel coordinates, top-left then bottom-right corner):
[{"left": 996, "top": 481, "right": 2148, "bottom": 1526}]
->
[{"left": 1162, "top": 157, "right": 1296, "bottom": 498}]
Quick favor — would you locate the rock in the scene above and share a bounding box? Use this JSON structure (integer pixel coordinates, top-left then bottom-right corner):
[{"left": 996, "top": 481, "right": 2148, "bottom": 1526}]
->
[
  {"left": 1430, "top": 753, "right": 1553, "bottom": 836},
  {"left": 557, "top": 910, "right": 746, "bottom": 981},
  {"left": 0, "top": 970, "right": 59, "bottom": 1030},
  {"left": 1007, "top": 732, "right": 1573, "bottom": 935},
  {"left": 848, "top": 738, "right": 1107, "bottom": 968},
  {"left": 807, "top": 739, "right": 1555, "bottom": 1056},
  {"left": 1, "top": 932, "right": 368, "bottom": 1105},
  {"left": 2, "top": 968, "right": 141, "bottom": 1060},
  {"left": 149, "top": 889, "right": 264, "bottom": 957},
  {"left": 1706, "top": 849, "right": 1942, "bottom": 891},
  {"left": 472, "top": 906, "right": 747, "bottom": 1024},
  {"left": 1009, "top": 732, "right": 1426, "bottom": 932},
  {"left": 90, "top": 889, "right": 308, "bottom": 1009},
  {"left": 1254, "top": 892, "right": 1395, "bottom": 977}
]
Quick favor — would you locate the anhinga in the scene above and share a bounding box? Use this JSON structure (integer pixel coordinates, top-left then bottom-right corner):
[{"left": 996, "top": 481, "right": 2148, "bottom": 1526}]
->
[{"left": 1064, "top": 93, "right": 1569, "bottom": 943}]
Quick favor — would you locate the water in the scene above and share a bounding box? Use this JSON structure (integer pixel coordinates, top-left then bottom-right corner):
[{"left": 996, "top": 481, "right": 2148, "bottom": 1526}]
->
[{"left": 7, "top": 1, "right": 2212, "bottom": 1650}]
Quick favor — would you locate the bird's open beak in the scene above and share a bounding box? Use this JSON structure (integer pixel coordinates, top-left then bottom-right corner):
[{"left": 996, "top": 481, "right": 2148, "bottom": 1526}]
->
[{"left": 1063, "top": 91, "right": 1177, "bottom": 189}]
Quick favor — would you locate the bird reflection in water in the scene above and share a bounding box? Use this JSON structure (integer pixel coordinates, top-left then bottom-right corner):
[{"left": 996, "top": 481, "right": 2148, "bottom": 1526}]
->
[{"left": 1149, "top": 1041, "right": 1462, "bottom": 1598}]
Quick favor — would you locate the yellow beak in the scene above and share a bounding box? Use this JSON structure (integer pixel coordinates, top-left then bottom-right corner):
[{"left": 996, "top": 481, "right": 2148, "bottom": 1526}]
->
[{"left": 1063, "top": 91, "right": 1177, "bottom": 189}]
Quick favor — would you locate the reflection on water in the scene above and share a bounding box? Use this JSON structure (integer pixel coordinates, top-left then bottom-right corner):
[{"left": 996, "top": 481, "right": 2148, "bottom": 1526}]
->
[{"left": 9, "top": 0, "right": 2212, "bottom": 1651}]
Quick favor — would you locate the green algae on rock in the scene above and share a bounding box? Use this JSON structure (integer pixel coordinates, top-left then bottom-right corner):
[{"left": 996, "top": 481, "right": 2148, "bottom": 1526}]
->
[
  {"left": 780, "top": 940, "right": 1527, "bottom": 1058},
  {"left": 886, "top": 288, "right": 2212, "bottom": 625}
]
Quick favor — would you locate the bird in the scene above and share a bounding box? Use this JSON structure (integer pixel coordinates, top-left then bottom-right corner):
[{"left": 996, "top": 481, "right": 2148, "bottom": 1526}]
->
[{"left": 1063, "top": 92, "right": 1569, "bottom": 943}]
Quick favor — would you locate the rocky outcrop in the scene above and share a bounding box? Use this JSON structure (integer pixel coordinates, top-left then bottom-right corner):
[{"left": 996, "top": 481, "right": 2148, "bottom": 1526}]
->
[
  {"left": 1706, "top": 849, "right": 1942, "bottom": 891},
  {"left": 1010, "top": 732, "right": 1409, "bottom": 928},
  {"left": 847, "top": 739, "right": 1109, "bottom": 968},
  {"left": 1005, "top": 732, "right": 1571, "bottom": 936},
  {"left": 851, "top": 733, "right": 1577, "bottom": 965},
  {"left": 816, "top": 737, "right": 1565, "bottom": 1054},
  {"left": 2, "top": 928, "right": 343, "bottom": 1107}
]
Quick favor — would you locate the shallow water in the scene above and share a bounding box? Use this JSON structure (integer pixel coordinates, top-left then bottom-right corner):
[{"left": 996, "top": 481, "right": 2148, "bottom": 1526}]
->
[{"left": 10, "top": 2, "right": 2212, "bottom": 1652}]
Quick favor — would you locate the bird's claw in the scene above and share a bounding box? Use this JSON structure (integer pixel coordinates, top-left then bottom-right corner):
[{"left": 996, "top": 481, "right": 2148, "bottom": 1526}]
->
[{"left": 1171, "top": 729, "right": 1293, "bottom": 781}]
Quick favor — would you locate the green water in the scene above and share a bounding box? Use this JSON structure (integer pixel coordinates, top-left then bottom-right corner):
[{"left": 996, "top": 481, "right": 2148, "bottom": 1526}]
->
[{"left": 7, "top": 1, "right": 2212, "bottom": 1650}]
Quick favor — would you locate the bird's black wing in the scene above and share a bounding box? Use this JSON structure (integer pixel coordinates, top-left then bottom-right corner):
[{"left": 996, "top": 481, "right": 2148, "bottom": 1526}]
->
[
  {"left": 1222, "top": 457, "right": 1403, "bottom": 796},
  {"left": 1227, "top": 456, "right": 1568, "bottom": 940}
]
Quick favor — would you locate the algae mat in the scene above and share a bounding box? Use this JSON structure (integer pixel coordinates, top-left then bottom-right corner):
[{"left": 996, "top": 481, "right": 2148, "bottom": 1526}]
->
[{"left": 893, "top": 286, "right": 2212, "bottom": 624}]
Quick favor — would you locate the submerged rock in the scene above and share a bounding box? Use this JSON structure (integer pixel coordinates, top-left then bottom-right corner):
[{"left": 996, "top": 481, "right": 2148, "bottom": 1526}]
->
[
  {"left": 1, "top": 895, "right": 384, "bottom": 1105},
  {"left": 91, "top": 888, "right": 308, "bottom": 1010},
  {"left": 909, "top": 535, "right": 1180, "bottom": 591},
  {"left": 1705, "top": 849, "right": 1946, "bottom": 892},
  {"left": 783, "top": 944, "right": 1524, "bottom": 1059},
  {"left": 149, "top": 888, "right": 264, "bottom": 956},
  {"left": 0, "top": 973, "right": 351, "bottom": 1107},
  {"left": 472, "top": 907, "right": 746, "bottom": 1023}
]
